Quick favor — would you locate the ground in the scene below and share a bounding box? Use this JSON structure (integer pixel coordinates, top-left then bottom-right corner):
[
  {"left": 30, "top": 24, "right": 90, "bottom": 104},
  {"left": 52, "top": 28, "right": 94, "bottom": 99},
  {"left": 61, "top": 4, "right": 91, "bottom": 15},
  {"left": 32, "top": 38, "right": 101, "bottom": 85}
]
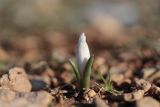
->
[{"left": 0, "top": 34, "right": 159, "bottom": 107}]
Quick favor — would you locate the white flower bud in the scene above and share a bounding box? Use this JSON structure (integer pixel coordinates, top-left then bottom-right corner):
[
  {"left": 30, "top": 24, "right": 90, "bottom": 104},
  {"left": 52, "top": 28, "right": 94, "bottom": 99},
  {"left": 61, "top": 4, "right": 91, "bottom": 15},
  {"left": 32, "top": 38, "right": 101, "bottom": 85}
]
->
[{"left": 76, "top": 33, "right": 90, "bottom": 73}]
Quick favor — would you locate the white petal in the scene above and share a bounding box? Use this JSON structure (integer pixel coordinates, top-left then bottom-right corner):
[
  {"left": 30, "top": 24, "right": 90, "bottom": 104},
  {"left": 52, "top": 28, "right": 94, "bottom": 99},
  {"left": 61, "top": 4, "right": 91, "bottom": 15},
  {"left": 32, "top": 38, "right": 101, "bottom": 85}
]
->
[{"left": 76, "top": 33, "right": 90, "bottom": 73}]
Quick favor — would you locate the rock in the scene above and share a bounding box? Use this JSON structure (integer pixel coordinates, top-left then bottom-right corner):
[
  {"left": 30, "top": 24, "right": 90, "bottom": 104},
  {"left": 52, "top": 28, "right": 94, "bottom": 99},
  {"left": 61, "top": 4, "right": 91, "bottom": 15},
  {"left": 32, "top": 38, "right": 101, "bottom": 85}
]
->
[
  {"left": 29, "top": 75, "right": 50, "bottom": 91},
  {"left": 0, "top": 67, "right": 32, "bottom": 92},
  {"left": 0, "top": 89, "right": 52, "bottom": 107},
  {"left": 137, "top": 97, "right": 160, "bottom": 107},
  {"left": 30, "top": 79, "right": 47, "bottom": 91},
  {"left": 94, "top": 97, "right": 109, "bottom": 107},
  {"left": 84, "top": 89, "right": 96, "bottom": 102}
]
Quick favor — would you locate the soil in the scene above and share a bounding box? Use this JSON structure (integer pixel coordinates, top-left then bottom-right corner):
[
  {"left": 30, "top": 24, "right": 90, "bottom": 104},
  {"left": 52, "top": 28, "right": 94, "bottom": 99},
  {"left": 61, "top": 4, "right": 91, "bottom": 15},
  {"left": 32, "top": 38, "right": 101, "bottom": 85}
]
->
[{"left": 0, "top": 35, "right": 159, "bottom": 107}]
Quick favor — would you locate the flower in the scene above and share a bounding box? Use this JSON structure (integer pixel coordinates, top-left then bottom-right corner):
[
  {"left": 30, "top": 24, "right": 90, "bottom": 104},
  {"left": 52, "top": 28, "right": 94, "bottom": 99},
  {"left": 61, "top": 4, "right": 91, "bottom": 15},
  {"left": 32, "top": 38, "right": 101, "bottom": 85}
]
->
[{"left": 76, "top": 33, "right": 90, "bottom": 73}]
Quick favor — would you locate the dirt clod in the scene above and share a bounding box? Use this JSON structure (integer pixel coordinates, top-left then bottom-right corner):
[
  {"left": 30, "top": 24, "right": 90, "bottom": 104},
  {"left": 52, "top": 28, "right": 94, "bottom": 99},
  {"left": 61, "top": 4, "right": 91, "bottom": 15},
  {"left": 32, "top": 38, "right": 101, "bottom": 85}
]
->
[{"left": 0, "top": 67, "right": 32, "bottom": 92}]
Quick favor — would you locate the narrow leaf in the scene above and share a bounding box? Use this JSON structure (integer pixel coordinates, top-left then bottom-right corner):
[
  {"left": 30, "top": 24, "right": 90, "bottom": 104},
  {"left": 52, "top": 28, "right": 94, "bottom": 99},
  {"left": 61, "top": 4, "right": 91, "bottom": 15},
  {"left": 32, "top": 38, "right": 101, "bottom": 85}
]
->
[
  {"left": 98, "top": 70, "right": 106, "bottom": 84},
  {"left": 69, "top": 59, "right": 80, "bottom": 83},
  {"left": 108, "top": 71, "right": 112, "bottom": 83},
  {"left": 81, "top": 55, "right": 94, "bottom": 89}
]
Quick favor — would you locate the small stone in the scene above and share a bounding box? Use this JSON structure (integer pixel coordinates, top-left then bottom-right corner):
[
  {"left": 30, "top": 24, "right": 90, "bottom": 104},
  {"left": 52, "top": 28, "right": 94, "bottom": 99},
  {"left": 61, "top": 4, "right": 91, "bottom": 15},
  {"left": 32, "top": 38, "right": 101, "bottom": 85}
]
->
[
  {"left": 0, "top": 67, "right": 32, "bottom": 92},
  {"left": 137, "top": 97, "right": 160, "bottom": 107},
  {"left": 29, "top": 75, "right": 49, "bottom": 91},
  {"left": 84, "top": 89, "right": 96, "bottom": 102},
  {"left": 88, "top": 89, "right": 96, "bottom": 98}
]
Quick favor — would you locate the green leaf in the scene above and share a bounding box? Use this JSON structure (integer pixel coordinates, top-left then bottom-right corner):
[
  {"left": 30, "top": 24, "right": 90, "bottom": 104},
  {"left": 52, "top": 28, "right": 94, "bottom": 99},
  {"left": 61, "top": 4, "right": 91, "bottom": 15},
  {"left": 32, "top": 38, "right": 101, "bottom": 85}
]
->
[
  {"left": 81, "top": 55, "right": 94, "bottom": 89},
  {"left": 98, "top": 71, "right": 106, "bottom": 85},
  {"left": 69, "top": 59, "right": 80, "bottom": 83},
  {"left": 107, "top": 71, "right": 112, "bottom": 83},
  {"left": 98, "top": 69, "right": 123, "bottom": 95}
]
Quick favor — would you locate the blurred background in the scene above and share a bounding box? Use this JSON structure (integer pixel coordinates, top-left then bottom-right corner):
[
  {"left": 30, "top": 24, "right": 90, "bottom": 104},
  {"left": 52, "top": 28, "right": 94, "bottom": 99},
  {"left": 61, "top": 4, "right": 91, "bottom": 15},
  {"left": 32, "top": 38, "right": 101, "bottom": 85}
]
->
[{"left": 0, "top": 0, "right": 160, "bottom": 64}]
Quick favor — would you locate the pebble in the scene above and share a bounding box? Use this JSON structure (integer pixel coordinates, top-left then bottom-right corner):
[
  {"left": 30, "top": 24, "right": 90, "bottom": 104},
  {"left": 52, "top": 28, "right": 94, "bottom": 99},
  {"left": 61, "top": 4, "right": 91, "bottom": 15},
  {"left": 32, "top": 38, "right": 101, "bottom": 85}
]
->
[{"left": 84, "top": 89, "right": 96, "bottom": 102}]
